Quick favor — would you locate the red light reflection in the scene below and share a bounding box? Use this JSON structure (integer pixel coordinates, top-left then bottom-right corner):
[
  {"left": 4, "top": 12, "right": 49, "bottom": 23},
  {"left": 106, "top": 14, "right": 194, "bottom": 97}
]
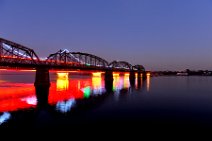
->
[
  {"left": 0, "top": 83, "right": 36, "bottom": 112},
  {"left": 48, "top": 72, "right": 105, "bottom": 105},
  {"left": 0, "top": 71, "right": 107, "bottom": 113}
]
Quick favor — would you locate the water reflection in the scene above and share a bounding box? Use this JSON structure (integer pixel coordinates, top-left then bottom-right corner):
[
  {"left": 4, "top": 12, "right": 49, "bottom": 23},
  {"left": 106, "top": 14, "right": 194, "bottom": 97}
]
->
[
  {"left": 0, "top": 82, "right": 36, "bottom": 112},
  {"left": 92, "top": 73, "right": 104, "bottom": 95},
  {"left": 113, "top": 73, "right": 130, "bottom": 92},
  {"left": 137, "top": 77, "right": 143, "bottom": 90},
  {"left": 0, "top": 70, "right": 148, "bottom": 127},
  {"left": 48, "top": 72, "right": 107, "bottom": 112},
  {"left": 0, "top": 71, "right": 143, "bottom": 114},
  {"left": 146, "top": 74, "right": 150, "bottom": 92},
  {"left": 113, "top": 73, "right": 131, "bottom": 101},
  {"left": 0, "top": 112, "right": 11, "bottom": 125},
  {"left": 82, "top": 86, "right": 91, "bottom": 98},
  {"left": 123, "top": 73, "right": 130, "bottom": 89},
  {"left": 56, "top": 73, "right": 69, "bottom": 91},
  {"left": 56, "top": 98, "right": 76, "bottom": 113}
]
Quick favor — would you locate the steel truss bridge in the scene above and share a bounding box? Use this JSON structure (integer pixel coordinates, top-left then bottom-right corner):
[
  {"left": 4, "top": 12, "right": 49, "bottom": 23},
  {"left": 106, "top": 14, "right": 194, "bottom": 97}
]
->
[{"left": 0, "top": 37, "right": 145, "bottom": 72}]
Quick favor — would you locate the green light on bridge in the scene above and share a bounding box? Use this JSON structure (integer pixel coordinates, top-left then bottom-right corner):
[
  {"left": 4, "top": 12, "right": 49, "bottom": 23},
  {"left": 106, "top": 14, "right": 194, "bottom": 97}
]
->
[{"left": 86, "top": 63, "right": 90, "bottom": 66}]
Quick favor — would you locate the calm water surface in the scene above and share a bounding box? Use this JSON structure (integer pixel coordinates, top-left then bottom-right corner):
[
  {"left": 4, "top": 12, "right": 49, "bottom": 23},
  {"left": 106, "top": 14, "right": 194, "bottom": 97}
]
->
[{"left": 1, "top": 70, "right": 212, "bottom": 129}]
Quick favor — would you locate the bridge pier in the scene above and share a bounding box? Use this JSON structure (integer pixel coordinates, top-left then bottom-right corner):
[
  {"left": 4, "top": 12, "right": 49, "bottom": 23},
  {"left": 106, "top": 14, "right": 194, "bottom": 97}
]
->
[
  {"left": 142, "top": 71, "right": 147, "bottom": 81},
  {"left": 104, "top": 70, "right": 113, "bottom": 93},
  {"left": 34, "top": 68, "right": 50, "bottom": 108},
  {"left": 129, "top": 71, "right": 136, "bottom": 87}
]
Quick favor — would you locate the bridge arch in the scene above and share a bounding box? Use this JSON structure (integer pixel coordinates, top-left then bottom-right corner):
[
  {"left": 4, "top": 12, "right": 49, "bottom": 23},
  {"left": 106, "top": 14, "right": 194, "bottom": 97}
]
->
[
  {"left": 133, "top": 65, "right": 145, "bottom": 72},
  {"left": 0, "top": 38, "right": 40, "bottom": 65},
  {"left": 46, "top": 49, "right": 109, "bottom": 67},
  {"left": 109, "top": 60, "right": 133, "bottom": 70},
  {"left": 70, "top": 52, "right": 109, "bottom": 67},
  {"left": 46, "top": 49, "right": 81, "bottom": 65}
]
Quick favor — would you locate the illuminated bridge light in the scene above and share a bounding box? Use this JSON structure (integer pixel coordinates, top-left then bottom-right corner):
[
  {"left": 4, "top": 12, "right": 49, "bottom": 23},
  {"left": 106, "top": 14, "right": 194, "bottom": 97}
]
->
[
  {"left": 113, "top": 73, "right": 119, "bottom": 77},
  {"left": 86, "top": 63, "right": 91, "bottom": 66},
  {"left": 57, "top": 72, "right": 68, "bottom": 79},
  {"left": 61, "top": 49, "right": 70, "bottom": 53},
  {"left": 40, "top": 57, "right": 47, "bottom": 60},
  {"left": 92, "top": 72, "right": 102, "bottom": 77},
  {"left": 147, "top": 72, "right": 151, "bottom": 76}
]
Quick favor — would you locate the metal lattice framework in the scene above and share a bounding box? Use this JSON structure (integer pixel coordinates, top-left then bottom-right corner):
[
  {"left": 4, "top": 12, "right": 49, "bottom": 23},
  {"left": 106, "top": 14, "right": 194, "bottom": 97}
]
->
[
  {"left": 46, "top": 50, "right": 109, "bottom": 67},
  {"left": 133, "top": 65, "right": 145, "bottom": 71},
  {"left": 46, "top": 49, "right": 81, "bottom": 66},
  {"left": 0, "top": 38, "right": 40, "bottom": 65},
  {"left": 70, "top": 52, "right": 109, "bottom": 67},
  {"left": 109, "top": 60, "right": 132, "bottom": 70},
  {"left": 0, "top": 37, "right": 146, "bottom": 71}
]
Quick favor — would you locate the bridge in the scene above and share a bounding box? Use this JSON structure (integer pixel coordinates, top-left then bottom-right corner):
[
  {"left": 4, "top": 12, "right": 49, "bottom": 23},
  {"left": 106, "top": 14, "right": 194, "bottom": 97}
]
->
[
  {"left": 0, "top": 37, "right": 147, "bottom": 106},
  {"left": 0, "top": 37, "right": 146, "bottom": 91}
]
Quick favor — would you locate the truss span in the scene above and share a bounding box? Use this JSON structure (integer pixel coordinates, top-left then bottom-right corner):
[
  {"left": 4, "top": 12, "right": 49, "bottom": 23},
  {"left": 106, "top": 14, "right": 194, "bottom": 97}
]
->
[
  {"left": 46, "top": 49, "right": 81, "bottom": 66},
  {"left": 0, "top": 38, "right": 40, "bottom": 65},
  {"left": 133, "top": 65, "right": 145, "bottom": 71},
  {"left": 70, "top": 52, "right": 109, "bottom": 67},
  {"left": 0, "top": 37, "right": 146, "bottom": 71},
  {"left": 46, "top": 50, "right": 109, "bottom": 67},
  {"left": 109, "top": 60, "right": 132, "bottom": 70}
]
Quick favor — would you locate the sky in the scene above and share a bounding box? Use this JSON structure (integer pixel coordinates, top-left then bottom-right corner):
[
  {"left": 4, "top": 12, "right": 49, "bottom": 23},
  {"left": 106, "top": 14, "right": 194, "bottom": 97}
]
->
[{"left": 0, "top": 0, "right": 212, "bottom": 71}]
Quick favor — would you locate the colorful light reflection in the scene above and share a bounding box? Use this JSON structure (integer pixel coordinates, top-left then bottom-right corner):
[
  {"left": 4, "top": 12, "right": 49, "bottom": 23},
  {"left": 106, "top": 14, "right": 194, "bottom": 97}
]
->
[
  {"left": 113, "top": 73, "right": 130, "bottom": 92},
  {"left": 0, "top": 71, "right": 133, "bottom": 113},
  {"left": 147, "top": 75, "right": 150, "bottom": 92},
  {"left": 0, "top": 82, "right": 36, "bottom": 113},
  {"left": 56, "top": 73, "right": 69, "bottom": 91},
  {"left": 48, "top": 72, "right": 105, "bottom": 105},
  {"left": 0, "top": 112, "right": 11, "bottom": 125}
]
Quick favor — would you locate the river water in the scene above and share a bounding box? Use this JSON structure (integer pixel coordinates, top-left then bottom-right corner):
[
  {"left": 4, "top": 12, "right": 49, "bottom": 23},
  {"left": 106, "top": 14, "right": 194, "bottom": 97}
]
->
[{"left": 0, "top": 70, "right": 212, "bottom": 129}]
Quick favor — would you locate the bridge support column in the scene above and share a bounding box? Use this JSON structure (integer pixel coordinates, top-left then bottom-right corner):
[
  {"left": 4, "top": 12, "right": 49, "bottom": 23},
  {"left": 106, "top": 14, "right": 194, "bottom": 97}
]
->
[
  {"left": 129, "top": 71, "right": 135, "bottom": 87},
  {"left": 34, "top": 68, "right": 50, "bottom": 108},
  {"left": 142, "top": 71, "right": 147, "bottom": 81},
  {"left": 105, "top": 70, "right": 113, "bottom": 93},
  {"left": 137, "top": 71, "right": 142, "bottom": 89}
]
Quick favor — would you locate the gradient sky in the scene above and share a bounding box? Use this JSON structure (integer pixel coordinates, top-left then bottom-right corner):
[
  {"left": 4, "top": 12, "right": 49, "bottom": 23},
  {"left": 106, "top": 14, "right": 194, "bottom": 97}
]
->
[{"left": 0, "top": 0, "right": 212, "bottom": 71}]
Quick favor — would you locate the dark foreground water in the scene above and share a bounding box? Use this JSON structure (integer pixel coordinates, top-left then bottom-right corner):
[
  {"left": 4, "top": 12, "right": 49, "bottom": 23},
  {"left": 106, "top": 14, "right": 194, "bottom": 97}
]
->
[{"left": 1, "top": 70, "right": 212, "bottom": 130}]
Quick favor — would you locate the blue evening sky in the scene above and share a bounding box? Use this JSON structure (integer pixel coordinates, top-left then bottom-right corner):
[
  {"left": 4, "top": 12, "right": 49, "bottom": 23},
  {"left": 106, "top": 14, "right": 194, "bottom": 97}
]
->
[{"left": 0, "top": 0, "right": 212, "bottom": 70}]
